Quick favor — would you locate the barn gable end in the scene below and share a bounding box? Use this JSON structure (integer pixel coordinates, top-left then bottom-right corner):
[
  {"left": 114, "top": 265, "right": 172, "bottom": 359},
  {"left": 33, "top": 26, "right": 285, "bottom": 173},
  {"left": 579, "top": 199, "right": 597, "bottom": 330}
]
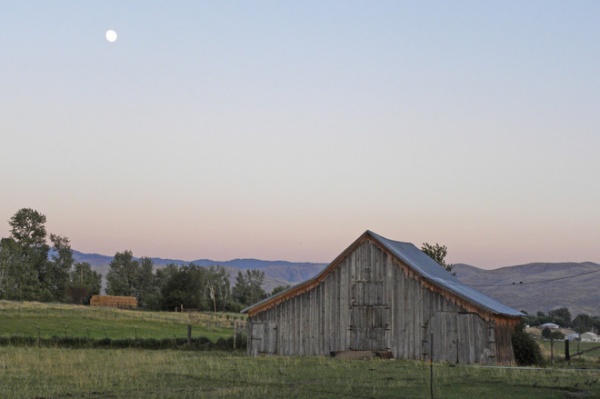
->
[{"left": 243, "top": 231, "right": 521, "bottom": 364}]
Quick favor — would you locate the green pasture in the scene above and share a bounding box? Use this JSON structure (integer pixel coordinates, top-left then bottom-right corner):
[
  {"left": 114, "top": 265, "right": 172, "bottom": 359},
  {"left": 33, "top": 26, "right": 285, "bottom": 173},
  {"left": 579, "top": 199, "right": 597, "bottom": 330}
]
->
[
  {"left": 1, "top": 348, "right": 600, "bottom": 399},
  {"left": 0, "top": 300, "right": 242, "bottom": 342}
]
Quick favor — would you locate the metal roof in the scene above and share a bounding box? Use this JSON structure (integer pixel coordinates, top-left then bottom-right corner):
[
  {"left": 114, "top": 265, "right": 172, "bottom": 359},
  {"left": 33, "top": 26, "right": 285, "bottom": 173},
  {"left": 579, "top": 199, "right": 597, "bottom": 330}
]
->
[
  {"left": 368, "top": 231, "right": 522, "bottom": 317},
  {"left": 243, "top": 230, "right": 522, "bottom": 317}
]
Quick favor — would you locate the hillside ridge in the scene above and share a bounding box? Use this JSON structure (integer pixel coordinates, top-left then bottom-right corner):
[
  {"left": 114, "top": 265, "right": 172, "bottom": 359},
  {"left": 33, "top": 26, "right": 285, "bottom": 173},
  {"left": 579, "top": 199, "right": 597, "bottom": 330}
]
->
[{"left": 453, "top": 262, "right": 600, "bottom": 316}]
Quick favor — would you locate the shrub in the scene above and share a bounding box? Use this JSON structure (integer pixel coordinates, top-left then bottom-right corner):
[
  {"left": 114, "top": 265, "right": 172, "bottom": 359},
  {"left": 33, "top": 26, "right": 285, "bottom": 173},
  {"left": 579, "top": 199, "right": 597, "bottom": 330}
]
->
[
  {"left": 512, "top": 322, "right": 543, "bottom": 366},
  {"left": 541, "top": 327, "right": 552, "bottom": 339}
]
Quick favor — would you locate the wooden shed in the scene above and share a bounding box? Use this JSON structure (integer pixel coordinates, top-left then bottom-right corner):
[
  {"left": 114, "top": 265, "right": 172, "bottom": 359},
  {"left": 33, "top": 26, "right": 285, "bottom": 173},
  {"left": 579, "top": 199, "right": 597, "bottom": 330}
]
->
[{"left": 242, "top": 231, "right": 522, "bottom": 364}]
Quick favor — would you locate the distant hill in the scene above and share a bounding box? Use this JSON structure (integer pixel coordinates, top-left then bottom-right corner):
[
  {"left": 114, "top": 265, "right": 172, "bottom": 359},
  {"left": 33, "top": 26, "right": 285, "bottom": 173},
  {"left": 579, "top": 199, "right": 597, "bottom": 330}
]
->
[{"left": 453, "top": 262, "right": 600, "bottom": 317}]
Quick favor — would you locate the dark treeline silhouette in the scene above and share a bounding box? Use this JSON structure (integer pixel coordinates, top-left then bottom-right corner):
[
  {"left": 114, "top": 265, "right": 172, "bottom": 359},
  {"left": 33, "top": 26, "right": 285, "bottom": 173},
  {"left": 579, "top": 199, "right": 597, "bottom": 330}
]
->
[{"left": 1, "top": 208, "right": 274, "bottom": 311}]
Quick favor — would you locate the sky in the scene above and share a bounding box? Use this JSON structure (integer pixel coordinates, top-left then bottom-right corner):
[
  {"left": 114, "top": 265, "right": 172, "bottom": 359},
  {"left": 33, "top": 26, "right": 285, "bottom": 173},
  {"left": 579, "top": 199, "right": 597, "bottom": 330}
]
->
[{"left": 1, "top": 1, "right": 599, "bottom": 268}]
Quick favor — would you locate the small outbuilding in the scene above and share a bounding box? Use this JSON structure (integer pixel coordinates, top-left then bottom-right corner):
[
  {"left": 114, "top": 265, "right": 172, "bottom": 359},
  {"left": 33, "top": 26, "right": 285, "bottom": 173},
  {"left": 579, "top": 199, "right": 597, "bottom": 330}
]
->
[
  {"left": 565, "top": 333, "right": 580, "bottom": 341},
  {"left": 242, "top": 231, "right": 522, "bottom": 364},
  {"left": 540, "top": 323, "right": 560, "bottom": 330},
  {"left": 580, "top": 332, "right": 600, "bottom": 343}
]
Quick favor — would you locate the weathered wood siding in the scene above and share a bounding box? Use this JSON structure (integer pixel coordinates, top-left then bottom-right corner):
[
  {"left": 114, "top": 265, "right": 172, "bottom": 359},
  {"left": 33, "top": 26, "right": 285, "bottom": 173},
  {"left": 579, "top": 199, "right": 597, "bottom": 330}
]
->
[{"left": 248, "top": 239, "right": 516, "bottom": 364}]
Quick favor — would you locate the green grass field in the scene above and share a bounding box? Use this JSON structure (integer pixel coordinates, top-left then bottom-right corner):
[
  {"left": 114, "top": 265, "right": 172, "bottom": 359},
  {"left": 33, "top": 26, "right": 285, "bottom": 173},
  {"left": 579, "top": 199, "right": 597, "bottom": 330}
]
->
[
  {"left": 0, "top": 300, "right": 242, "bottom": 342},
  {"left": 2, "top": 301, "right": 600, "bottom": 398},
  {"left": 1, "top": 348, "right": 600, "bottom": 399}
]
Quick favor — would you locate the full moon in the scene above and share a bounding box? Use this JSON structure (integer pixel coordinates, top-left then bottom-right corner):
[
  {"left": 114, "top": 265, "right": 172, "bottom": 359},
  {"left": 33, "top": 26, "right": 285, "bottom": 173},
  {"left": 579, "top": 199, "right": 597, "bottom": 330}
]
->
[{"left": 105, "top": 30, "right": 118, "bottom": 43}]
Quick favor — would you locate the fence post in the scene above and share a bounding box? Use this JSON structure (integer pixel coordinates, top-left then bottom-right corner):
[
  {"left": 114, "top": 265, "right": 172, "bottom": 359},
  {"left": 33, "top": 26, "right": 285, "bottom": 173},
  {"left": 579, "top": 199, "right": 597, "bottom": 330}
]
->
[
  {"left": 565, "top": 339, "right": 570, "bottom": 363},
  {"left": 550, "top": 338, "right": 554, "bottom": 364},
  {"left": 187, "top": 325, "right": 192, "bottom": 346},
  {"left": 430, "top": 332, "right": 434, "bottom": 399}
]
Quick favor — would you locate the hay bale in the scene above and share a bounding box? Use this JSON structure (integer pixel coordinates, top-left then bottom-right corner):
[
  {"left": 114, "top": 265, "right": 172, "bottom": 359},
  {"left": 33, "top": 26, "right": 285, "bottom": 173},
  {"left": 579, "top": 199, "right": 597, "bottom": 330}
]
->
[
  {"left": 331, "top": 350, "right": 376, "bottom": 360},
  {"left": 90, "top": 295, "right": 138, "bottom": 309}
]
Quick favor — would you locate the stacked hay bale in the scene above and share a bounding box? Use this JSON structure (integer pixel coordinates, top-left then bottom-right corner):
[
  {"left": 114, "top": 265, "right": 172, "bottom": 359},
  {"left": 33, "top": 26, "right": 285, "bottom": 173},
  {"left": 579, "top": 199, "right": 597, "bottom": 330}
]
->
[{"left": 90, "top": 295, "right": 138, "bottom": 309}]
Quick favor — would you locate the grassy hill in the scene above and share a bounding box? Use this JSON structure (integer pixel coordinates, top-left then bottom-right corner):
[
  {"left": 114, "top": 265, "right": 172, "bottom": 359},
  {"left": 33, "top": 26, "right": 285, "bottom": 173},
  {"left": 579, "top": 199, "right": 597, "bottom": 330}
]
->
[{"left": 0, "top": 300, "right": 242, "bottom": 342}]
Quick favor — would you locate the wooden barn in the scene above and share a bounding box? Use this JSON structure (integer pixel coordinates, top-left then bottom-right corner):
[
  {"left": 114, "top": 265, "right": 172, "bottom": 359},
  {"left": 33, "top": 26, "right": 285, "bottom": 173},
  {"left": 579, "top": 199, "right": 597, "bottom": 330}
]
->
[{"left": 242, "top": 231, "right": 522, "bottom": 364}]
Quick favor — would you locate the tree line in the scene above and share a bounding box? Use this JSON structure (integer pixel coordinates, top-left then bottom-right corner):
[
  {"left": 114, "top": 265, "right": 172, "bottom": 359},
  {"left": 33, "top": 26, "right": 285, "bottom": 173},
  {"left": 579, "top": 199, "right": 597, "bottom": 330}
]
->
[
  {"left": 103, "top": 250, "right": 276, "bottom": 311},
  {"left": 0, "top": 208, "right": 284, "bottom": 311}
]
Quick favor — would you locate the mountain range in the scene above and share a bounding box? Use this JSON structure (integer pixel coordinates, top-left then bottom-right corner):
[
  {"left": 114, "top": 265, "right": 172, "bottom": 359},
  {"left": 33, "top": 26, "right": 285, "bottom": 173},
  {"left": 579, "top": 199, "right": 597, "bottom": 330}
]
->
[{"left": 74, "top": 250, "right": 600, "bottom": 317}]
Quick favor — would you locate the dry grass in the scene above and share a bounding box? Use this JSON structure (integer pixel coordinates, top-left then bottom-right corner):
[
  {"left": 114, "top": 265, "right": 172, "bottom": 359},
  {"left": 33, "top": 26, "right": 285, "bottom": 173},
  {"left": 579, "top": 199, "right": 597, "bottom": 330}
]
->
[{"left": 1, "top": 348, "right": 600, "bottom": 398}]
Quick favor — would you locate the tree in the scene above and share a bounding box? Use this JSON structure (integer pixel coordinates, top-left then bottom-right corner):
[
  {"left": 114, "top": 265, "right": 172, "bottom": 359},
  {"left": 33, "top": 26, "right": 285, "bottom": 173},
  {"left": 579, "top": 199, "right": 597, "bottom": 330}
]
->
[
  {"left": 106, "top": 251, "right": 155, "bottom": 307},
  {"left": 46, "top": 234, "right": 74, "bottom": 301},
  {"left": 135, "top": 257, "right": 155, "bottom": 308},
  {"left": 145, "top": 264, "right": 180, "bottom": 310},
  {"left": 548, "top": 307, "right": 571, "bottom": 328},
  {"left": 160, "top": 264, "right": 208, "bottom": 310},
  {"left": 106, "top": 251, "right": 138, "bottom": 297},
  {"left": 0, "top": 240, "right": 7, "bottom": 297},
  {"left": 542, "top": 327, "right": 564, "bottom": 340},
  {"left": 573, "top": 314, "right": 594, "bottom": 334},
  {"left": 270, "top": 285, "right": 291, "bottom": 296},
  {"left": 205, "top": 265, "right": 231, "bottom": 312},
  {"left": 592, "top": 317, "right": 600, "bottom": 334},
  {"left": 0, "top": 237, "right": 39, "bottom": 300},
  {"left": 67, "top": 262, "right": 102, "bottom": 304},
  {"left": 1, "top": 208, "right": 76, "bottom": 303},
  {"left": 541, "top": 327, "right": 552, "bottom": 339},
  {"left": 9, "top": 208, "right": 47, "bottom": 248},
  {"left": 421, "top": 242, "right": 454, "bottom": 274},
  {"left": 232, "top": 269, "right": 266, "bottom": 307},
  {"left": 8, "top": 208, "right": 50, "bottom": 299}
]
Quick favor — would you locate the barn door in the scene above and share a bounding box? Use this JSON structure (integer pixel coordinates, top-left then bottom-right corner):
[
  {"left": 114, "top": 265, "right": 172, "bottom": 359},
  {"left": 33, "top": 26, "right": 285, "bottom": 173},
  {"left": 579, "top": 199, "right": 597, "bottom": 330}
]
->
[
  {"left": 350, "top": 305, "right": 391, "bottom": 351},
  {"left": 350, "top": 279, "right": 390, "bottom": 351},
  {"left": 264, "top": 322, "right": 278, "bottom": 354},
  {"left": 250, "top": 322, "right": 277, "bottom": 356},
  {"left": 250, "top": 323, "right": 264, "bottom": 356}
]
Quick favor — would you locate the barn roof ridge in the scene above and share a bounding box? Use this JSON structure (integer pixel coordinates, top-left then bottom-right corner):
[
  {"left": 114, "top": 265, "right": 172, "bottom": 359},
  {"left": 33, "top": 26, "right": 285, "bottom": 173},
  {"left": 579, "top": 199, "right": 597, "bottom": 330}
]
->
[{"left": 242, "top": 230, "right": 522, "bottom": 318}]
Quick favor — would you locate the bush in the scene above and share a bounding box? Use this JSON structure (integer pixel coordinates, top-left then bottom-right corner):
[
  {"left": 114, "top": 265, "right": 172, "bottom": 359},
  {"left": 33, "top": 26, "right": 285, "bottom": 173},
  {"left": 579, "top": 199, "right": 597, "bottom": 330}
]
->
[
  {"left": 512, "top": 322, "right": 543, "bottom": 366},
  {"left": 541, "top": 327, "right": 552, "bottom": 339},
  {"left": 542, "top": 327, "right": 565, "bottom": 341}
]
